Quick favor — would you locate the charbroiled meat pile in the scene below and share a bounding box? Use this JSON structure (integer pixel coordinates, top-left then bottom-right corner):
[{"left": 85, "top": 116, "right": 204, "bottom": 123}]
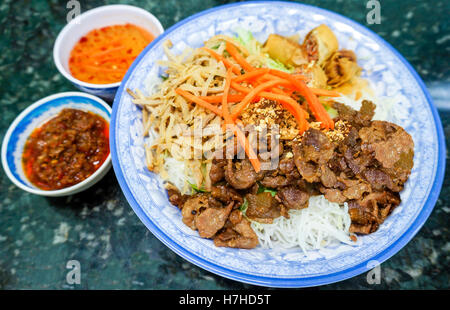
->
[
  {"left": 324, "top": 101, "right": 414, "bottom": 233},
  {"left": 168, "top": 101, "right": 414, "bottom": 248},
  {"left": 169, "top": 185, "right": 259, "bottom": 249}
]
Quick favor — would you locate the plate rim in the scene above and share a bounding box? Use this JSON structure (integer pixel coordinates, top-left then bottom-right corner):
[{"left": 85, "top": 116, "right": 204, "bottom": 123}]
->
[{"left": 110, "top": 1, "right": 446, "bottom": 287}]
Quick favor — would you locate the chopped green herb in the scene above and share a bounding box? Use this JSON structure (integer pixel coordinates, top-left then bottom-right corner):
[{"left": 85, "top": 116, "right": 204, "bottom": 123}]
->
[
  {"left": 188, "top": 181, "right": 209, "bottom": 193},
  {"left": 239, "top": 198, "right": 249, "bottom": 213},
  {"left": 257, "top": 184, "right": 277, "bottom": 197}
]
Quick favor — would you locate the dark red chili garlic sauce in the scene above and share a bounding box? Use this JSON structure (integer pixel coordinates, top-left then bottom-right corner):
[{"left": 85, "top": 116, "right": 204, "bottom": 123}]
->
[{"left": 22, "top": 108, "right": 110, "bottom": 190}]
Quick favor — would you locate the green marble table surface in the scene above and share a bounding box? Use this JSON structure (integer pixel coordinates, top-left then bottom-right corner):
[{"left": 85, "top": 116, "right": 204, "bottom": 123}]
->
[{"left": 0, "top": 0, "right": 449, "bottom": 290}]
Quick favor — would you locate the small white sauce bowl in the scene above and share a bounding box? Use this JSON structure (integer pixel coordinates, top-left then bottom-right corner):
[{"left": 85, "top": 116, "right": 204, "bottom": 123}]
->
[
  {"left": 53, "top": 4, "right": 164, "bottom": 101},
  {"left": 1, "top": 92, "right": 112, "bottom": 197}
]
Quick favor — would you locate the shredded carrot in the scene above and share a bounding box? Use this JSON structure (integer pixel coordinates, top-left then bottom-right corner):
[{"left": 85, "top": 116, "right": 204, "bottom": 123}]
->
[
  {"left": 230, "top": 82, "right": 294, "bottom": 107},
  {"left": 230, "top": 80, "right": 286, "bottom": 120},
  {"left": 175, "top": 89, "right": 223, "bottom": 117},
  {"left": 225, "top": 41, "right": 254, "bottom": 73},
  {"left": 271, "top": 87, "right": 309, "bottom": 120},
  {"left": 230, "top": 80, "right": 309, "bottom": 141},
  {"left": 303, "top": 83, "right": 334, "bottom": 130},
  {"left": 259, "top": 74, "right": 337, "bottom": 97},
  {"left": 230, "top": 82, "right": 296, "bottom": 109},
  {"left": 268, "top": 73, "right": 307, "bottom": 81},
  {"left": 230, "top": 81, "right": 253, "bottom": 94},
  {"left": 261, "top": 89, "right": 309, "bottom": 133},
  {"left": 177, "top": 71, "right": 261, "bottom": 172},
  {"left": 218, "top": 37, "right": 250, "bottom": 57},
  {"left": 222, "top": 67, "right": 233, "bottom": 123},
  {"left": 201, "top": 47, "right": 241, "bottom": 75},
  {"left": 273, "top": 87, "right": 295, "bottom": 97},
  {"left": 233, "top": 124, "right": 261, "bottom": 172},
  {"left": 198, "top": 93, "right": 248, "bottom": 104},
  {"left": 268, "top": 69, "right": 334, "bottom": 129},
  {"left": 229, "top": 81, "right": 308, "bottom": 133},
  {"left": 232, "top": 68, "right": 269, "bottom": 83},
  {"left": 222, "top": 67, "right": 261, "bottom": 173}
]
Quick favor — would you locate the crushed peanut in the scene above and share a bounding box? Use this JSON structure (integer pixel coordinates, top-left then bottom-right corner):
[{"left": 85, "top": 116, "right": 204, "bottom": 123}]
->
[
  {"left": 325, "top": 120, "right": 350, "bottom": 142},
  {"left": 241, "top": 98, "right": 299, "bottom": 140}
]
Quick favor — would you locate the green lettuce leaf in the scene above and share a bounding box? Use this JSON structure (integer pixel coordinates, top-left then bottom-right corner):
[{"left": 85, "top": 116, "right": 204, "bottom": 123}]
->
[{"left": 234, "top": 28, "right": 292, "bottom": 73}]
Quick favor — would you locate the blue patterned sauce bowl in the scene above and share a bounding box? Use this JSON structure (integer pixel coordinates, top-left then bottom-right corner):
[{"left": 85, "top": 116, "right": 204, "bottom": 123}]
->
[
  {"left": 53, "top": 4, "right": 164, "bottom": 102},
  {"left": 1, "top": 92, "right": 112, "bottom": 197}
]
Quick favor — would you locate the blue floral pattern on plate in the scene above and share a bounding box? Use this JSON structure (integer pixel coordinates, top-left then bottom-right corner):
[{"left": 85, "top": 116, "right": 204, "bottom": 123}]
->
[{"left": 110, "top": 2, "right": 445, "bottom": 287}]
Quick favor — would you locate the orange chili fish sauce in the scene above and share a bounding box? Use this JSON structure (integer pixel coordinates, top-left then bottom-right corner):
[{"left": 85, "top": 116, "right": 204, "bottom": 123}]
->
[{"left": 69, "top": 23, "right": 155, "bottom": 84}]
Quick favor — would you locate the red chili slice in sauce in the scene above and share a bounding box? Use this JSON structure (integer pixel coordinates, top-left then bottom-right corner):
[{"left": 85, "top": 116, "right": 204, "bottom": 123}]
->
[{"left": 22, "top": 108, "right": 110, "bottom": 190}]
